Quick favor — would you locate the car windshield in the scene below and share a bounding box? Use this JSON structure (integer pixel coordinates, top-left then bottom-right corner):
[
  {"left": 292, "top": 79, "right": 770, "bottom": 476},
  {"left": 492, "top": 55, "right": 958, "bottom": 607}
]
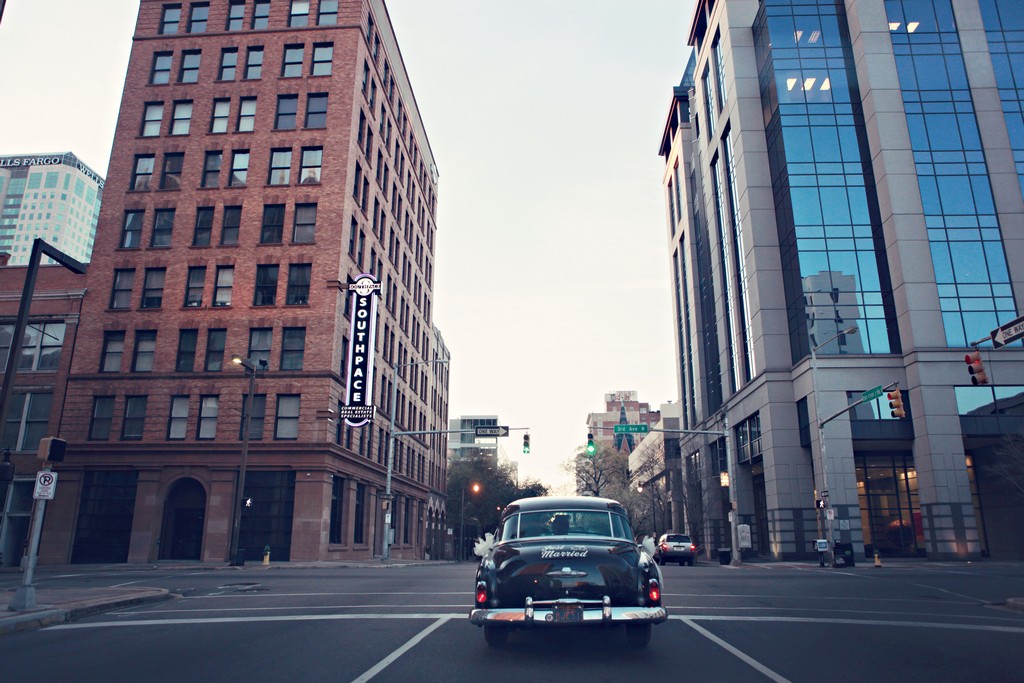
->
[{"left": 500, "top": 510, "right": 633, "bottom": 541}]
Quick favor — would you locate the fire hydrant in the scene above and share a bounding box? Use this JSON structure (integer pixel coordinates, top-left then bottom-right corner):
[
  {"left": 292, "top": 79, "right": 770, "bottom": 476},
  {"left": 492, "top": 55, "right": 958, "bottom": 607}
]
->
[
  {"left": 262, "top": 545, "right": 271, "bottom": 566},
  {"left": 874, "top": 550, "right": 882, "bottom": 568}
]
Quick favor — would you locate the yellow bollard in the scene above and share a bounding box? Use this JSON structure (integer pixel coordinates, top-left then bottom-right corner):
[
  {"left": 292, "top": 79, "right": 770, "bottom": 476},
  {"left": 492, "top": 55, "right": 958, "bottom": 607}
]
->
[
  {"left": 262, "top": 545, "right": 271, "bottom": 566},
  {"left": 874, "top": 551, "right": 882, "bottom": 568}
]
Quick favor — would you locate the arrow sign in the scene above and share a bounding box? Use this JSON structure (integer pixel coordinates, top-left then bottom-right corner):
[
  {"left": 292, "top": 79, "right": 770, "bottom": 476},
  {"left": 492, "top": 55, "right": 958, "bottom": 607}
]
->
[
  {"left": 991, "top": 313, "right": 1024, "bottom": 349},
  {"left": 474, "top": 425, "right": 509, "bottom": 437}
]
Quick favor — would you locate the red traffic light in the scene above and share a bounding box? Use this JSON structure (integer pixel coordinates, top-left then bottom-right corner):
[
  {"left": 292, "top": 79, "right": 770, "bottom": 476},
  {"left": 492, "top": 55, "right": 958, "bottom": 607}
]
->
[
  {"left": 965, "top": 350, "right": 989, "bottom": 385},
  {"left": 886, "top": 390, "right": 906, "bottom": 419}
]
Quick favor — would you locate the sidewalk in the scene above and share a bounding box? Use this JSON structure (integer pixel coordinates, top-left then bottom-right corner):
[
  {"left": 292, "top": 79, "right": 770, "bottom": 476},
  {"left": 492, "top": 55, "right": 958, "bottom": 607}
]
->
[{"left": 0, "top": 557, "right": 448, "bottom": 636}]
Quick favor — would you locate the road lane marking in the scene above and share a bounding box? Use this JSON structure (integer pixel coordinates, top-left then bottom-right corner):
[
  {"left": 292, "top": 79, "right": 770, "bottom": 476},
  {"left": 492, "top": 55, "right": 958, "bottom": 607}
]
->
[
  {"left": 47, "top": 613, "right": 466, "bottom": 629},
  {"left": 673, "top": 614, "right": 1024, "bottom": 634},
  {"left": 351, "top": 616, "right": 454, "bottom": 683},
  {"left": 111, "top": 604, "right": 469, "bottom": 615},
  {"left": 680, "top": 617, "right": 792, "bottom": 683}
]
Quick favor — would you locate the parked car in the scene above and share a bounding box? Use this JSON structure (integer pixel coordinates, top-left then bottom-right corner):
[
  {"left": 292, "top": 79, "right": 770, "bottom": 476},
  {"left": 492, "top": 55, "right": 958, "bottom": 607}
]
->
[
  {"left": 656, "top": 533, "right": 696, "bottom": 566},
  {"left": 469, "top": 496, "right": 667, "bottom": 648}
]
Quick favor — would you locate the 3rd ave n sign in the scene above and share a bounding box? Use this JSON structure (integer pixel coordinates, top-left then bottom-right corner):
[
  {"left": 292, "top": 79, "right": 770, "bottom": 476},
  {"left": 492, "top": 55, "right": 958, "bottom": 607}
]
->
[{"left": 991, "top": 313, "right": 1024, "bottom": 349}]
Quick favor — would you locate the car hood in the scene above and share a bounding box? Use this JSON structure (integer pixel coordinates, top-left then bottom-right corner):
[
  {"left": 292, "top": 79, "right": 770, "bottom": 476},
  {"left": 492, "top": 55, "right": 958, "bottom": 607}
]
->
[{"left": 481, "top": 538, "right": 650, "bottom": 608}]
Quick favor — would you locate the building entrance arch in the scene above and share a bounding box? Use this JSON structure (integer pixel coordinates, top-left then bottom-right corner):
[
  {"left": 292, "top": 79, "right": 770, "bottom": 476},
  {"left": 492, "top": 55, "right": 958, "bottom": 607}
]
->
[{"left": 161, "top": 478, "right": 206, "bottom": 560}]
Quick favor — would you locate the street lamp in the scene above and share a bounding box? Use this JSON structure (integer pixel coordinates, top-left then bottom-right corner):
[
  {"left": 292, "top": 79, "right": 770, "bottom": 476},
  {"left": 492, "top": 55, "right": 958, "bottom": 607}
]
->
[
  {"left": 809, "top": 325, "right": 858, "bottom": 565},
  {"left": 228, "top": 354, "right": 266, "bottom": 565},
  {"left": 381, "top": 357, "right": 449, "bottom": 563},
  {"left": 459, "top": 482, "right": 480, "bottom": 562}
]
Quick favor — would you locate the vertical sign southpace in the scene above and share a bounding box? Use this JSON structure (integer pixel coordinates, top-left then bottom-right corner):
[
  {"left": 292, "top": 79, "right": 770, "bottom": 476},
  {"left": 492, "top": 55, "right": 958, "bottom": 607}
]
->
[{"left": 340, "top": 274, "right": 380, "bottom": 427}]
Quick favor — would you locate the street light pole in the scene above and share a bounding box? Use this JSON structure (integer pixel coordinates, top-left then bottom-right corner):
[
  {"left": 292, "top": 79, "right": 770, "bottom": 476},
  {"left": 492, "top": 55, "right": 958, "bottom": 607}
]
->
[
  {"left": 382, "top": 357, "right": 448, "bottom": 563},
  {"left": 229, "top": 354, "right": 264, "bottom": 565},
  {"left": 809, "top": 325, "right": 858, "bottom": 566}
]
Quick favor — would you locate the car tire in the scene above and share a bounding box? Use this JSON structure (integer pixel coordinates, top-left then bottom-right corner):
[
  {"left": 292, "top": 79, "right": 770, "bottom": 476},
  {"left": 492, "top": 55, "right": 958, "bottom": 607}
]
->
[
  {"left": 688, "top": 558, "right": 694, "bottom": 566},
  {"left": 625, "top": 623, "right": 651, "bottom": 649},
  {"left": 679, "top": 560, "right": 686, "bottom": 566},
  {"left": 483, "top": 624, "right": 508, "bottom": 648}
]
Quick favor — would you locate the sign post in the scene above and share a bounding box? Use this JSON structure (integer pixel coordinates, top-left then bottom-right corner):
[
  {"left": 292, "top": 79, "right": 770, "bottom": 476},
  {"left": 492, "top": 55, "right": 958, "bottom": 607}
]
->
[{"left": 9, "top": 470, "right": 58, "bottom": 611}]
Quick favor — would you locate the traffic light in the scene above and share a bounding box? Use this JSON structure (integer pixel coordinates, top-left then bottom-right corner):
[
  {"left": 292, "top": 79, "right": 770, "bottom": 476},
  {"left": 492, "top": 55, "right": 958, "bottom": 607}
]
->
[
  {"left": 887, "top": 389, "right": 906, "bottom": 419},
  {"left": 586, "top": 433, "right": 596, "bottom": 456},
  {"left": 522, "top": 433, "right": 531, "bottom": 454},
  {"left": 965, "top": 350, "right": 989, "bottom": 385},
  {"left": 37, "top": 436, "right": 67, "bottom": 463}
]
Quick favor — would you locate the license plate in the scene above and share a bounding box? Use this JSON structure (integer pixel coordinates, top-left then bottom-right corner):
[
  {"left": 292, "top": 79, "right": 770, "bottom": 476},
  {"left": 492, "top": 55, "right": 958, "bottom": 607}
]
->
[
  {"left": 552, "top": 604, "right": 582, "bottom": 623},
  {"left": 674, "top": 545, "right": 684, "bottom": 550}
]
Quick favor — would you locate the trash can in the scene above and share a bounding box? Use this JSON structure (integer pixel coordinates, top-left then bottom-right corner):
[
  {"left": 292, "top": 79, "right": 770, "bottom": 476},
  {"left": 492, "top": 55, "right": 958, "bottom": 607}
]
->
[
  {"left": 831, "top": 542, "right": 855, "bottom": 567},
  {"left": 718, "top": 548, "right": 731, "bottom": 565}
]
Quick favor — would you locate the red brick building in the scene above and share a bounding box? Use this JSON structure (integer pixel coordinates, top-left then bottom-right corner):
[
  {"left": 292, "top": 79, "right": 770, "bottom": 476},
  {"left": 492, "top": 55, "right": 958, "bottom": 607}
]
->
[{"left": 35, "top": 0, "right": 449, "bottom": 564}]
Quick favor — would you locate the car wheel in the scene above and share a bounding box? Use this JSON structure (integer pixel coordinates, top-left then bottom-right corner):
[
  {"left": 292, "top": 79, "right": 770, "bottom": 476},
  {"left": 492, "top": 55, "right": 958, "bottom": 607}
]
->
[
  {"left": 625, "top": 623, "right": 651, "bottom": 649},
  {"left": 687, "top": 558, "right": 694, "bottom": 566},
  {"left": 679, "top": 560, "right": 686, "bottom": 566},
  {"left": 483, "top": 624, "right": 508, "bottom": 648}
]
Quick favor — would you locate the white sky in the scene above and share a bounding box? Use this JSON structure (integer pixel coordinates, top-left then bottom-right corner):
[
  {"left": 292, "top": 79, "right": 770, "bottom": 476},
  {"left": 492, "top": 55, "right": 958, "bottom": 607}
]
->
[{"left": 0, "top": 0, "right": 695, "bottom": 491}]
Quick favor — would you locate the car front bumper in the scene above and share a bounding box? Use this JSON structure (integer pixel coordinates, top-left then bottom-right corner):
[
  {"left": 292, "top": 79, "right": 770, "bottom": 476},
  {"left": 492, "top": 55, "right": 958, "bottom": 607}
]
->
[{"left": 470, "top": 596, "right": 667, "bottom": 626}]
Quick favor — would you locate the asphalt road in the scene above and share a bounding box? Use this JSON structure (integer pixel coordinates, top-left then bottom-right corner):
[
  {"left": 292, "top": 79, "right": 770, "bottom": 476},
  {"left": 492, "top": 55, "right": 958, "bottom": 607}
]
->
[{"left": 2, "top": 560, "right": 1023, "bottom": 682}]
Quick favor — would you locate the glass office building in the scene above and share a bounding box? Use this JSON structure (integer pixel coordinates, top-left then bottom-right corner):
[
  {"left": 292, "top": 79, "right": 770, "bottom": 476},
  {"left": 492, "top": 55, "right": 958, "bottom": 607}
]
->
[{"left": 662, "top": 0, "right": 1024, "bottom": 560}]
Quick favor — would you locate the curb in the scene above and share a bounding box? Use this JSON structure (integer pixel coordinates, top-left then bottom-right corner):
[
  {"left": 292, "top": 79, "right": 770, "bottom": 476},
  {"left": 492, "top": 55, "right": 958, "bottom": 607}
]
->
[{"left": 0, "top": 589, "right": 173, "bottom": 637}]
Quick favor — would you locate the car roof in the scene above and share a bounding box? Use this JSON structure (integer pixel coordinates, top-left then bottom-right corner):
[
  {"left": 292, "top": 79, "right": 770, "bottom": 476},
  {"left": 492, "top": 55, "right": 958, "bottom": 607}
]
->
[{"left": 501, "top": 496, "right": 625, "bottom": 518}]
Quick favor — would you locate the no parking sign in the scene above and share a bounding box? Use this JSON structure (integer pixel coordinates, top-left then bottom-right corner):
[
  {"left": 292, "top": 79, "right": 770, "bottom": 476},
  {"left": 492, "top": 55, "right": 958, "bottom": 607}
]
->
[{"left": 33, "top": 470, "right": 58, "bottom": 499}]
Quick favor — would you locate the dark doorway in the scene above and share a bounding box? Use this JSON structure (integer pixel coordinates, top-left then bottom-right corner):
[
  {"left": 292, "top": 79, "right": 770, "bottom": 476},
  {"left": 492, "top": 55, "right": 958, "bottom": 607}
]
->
[{"left": 161, "top": 478, "right": 206, "bottom": 560}]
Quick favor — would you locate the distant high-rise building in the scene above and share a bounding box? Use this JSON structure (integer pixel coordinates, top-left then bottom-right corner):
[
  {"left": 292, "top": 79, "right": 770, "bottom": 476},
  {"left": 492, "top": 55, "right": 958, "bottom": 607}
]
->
[
  {"left": 40, "top": 0, "right": 448, "bottom": 565},
  {"left": 448, "top": 415, "right": 504, "bottom": 461},
  {"left": 662, "top": 0, "right": 1024, "bottom": 561},
  {"left": 0, "top": 152, "right": 103, "bottom": 265},
  {"left": 587, "top": 391, "right": 661, "bottom": 455}
]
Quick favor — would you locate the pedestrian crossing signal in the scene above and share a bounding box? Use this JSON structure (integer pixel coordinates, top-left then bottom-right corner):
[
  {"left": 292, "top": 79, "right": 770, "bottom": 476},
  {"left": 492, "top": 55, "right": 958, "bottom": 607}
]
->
[{"left": 815, "top": 499, "right": 826, "bottom": 509}]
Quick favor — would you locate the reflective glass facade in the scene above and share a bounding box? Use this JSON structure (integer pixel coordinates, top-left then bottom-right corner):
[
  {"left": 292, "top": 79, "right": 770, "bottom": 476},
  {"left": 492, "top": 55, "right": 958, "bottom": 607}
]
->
[
  {"left": 979, "top": 0, "right": 1024, "bottom": 197},
  {"left": 886, "top": 0, "right": 1017, "bottom": 347},
  {"left": 755, "top": 0, "right": 899, "bottom": 363}
]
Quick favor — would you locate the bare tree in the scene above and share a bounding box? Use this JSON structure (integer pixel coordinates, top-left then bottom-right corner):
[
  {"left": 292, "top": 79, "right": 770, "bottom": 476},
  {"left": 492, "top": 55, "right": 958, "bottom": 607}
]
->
[
  {"left": 565, "top": 443, "right": 629, "bottom": 498},
  {"left": 986, "top": 434, "right": 1024, "bottom": 500}
]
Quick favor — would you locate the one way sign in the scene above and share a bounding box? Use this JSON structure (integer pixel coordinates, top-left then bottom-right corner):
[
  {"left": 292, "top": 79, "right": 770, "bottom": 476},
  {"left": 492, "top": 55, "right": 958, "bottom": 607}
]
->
[
  {"left": 991, "top": 313, "right": 1024, "bottom": 349},
  {"left": 474, "top": 425, "right": 509, "bottom": 437}
]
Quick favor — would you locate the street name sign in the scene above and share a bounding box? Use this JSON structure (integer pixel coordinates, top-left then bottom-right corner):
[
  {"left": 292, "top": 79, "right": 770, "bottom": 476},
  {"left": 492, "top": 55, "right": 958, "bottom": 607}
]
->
[
  {"left": 614, "top": 424, "right": 650, "bottom": 434},
  {"left": 991, "top": 313, "right": 1024, "bottom": 349},
  {"left": 474, "top": 425, "right": 509, "bottom": 437},
  {"left": 33, "top": 471, "right": 57, "bottom": 500},
  {"left": 861, "top": 385, "right": 884, "bottom": 402}
]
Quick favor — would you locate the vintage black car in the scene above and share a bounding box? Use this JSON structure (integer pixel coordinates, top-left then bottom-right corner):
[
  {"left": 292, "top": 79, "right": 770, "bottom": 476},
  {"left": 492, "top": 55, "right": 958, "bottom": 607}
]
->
[{"left": 469, "top": 496, "right": 667, "bottom": 648}]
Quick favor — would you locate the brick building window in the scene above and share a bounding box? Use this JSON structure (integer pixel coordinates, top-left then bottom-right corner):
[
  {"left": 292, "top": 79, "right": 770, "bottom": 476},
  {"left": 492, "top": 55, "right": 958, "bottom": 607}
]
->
[
  {"left": 160, "top": 153, "right": 184, "bottom": 190},
  {"left": 168, "top": 396, "right": 189, "bottom": 439},
  {"left": 214, "top": 266, "right": 234, "bottom": 306},
  {"left": 260, "top": 204, "right": 285, "bottom": 243},
  {"left": 253, "top": 264, "right": 279, "bottom": 306},
  {"left": 211, "top": 99, "right": 230, "bottom": 133},
  {"left": 89, "top": 397, "right": 115, "bottom": 440},
  {"left": 101, "top": 331, "right": 125, "bottom": 372},
  {"left": 281, "top": 327, "right": 305, "bottom": 370},
  {"left": 240, "top": 394, "right": 266, "bottom": 440},
  {"left": 1, "top": 392, "right": 52, "bottom": 452},
  {"left": 286, "top": 264, "right": 311, "bottom": 305},
  {"left": 275, "top": 395, "right": 300, "bottom": 439},
  {"left": 151, "top": 208, "right": 175, "bottom": 246},
  {"left": 219, "top": 48, "right": 238, "bottom": 80},
  {"left": 221, "top": 206, "right": 241, "bottom": 244},
  {"left": 193, "top": 206, "right": 214, "bottom": 245},
  {"left": 245, "top": 47, "right": 263, "bottom": 79},
  {"left": 132, "top": 330, "right": 157, "bottom": 372},
  {"left": 237, "top": 98, "right": 257, "bottom": 132},
  {"left": 184, "top": 266, "right": 206, "bottom": 307},
  {"left": 229, "top": 150, "right": 249, "bottom": 186},
  {"left": 170, "top": 101, "right": 192, "bottom": 135},
  {"left": 141, "top": 268, "right": 166, "bottom": 308},
  {"left": 311, "top": 43, "right": 333, "bottom": 76},
  {"left": 292, "top": 204, "right": 316, "bottom": 242},
  {"left": 122, "top": 396, "right": 148, "bottom": 440},
  {"left": 252, "top": 0, "right": 270, "bottom": 29},
  {"left": 197, "top": 395, "right": 219, "bottom": 439},
  {"left": 282, "top": 45, "right": 304, "bottom": 77},
  {"left": 205, "top": 328, "right": 226, "bottom": 370},
  {"left": 268, "top": 149, "right": 291, "bottom": 185},
  {"left": 318, "top": 2, "right": 337, "bottom": 27},
  {"left": 202, "top": 151, "right": 222, "bottom": 188},
  {"left": 121, "top": 210, "right": 143, "bottom": 248},
  {"left": 248, "top": 328, "right": 272, "bottom": 367},
  {"left": 151, "top": 52, "right": 173, "bottom": 84},
  {"left": 131, "top": 155, "right": 155, "bottom": 191},
  {"left": 141, "top": 103, "right": 163, "bottom": 137},
  {"left": 226, "top": 1, "right": 244, "bottom": 30},
  {"left": 160, "top": 5, "right": 181, "bottom": 34},
  {"left": 176, "top": 329, "right": 198, "bottom": 371},
  {"left": 188, "top": 3, "right": 209, "bottom": 33},
  {"left": 305, "top": 94, "right": 327, "bottom": 129},
  {"left": 299, "top": 147, "right": 322, "bottom": 184},
  {"left": 179, "top": 50, "right": 201, "bottom": 84},
  {"left": 274, "top": 95, "right": 298, "bottom": 130},
  {"left": 289, "top": 0, "right": 309, "bottom": 27},
  {"left": 109, "top": 269, "right": 135, "bottom": 309}
]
